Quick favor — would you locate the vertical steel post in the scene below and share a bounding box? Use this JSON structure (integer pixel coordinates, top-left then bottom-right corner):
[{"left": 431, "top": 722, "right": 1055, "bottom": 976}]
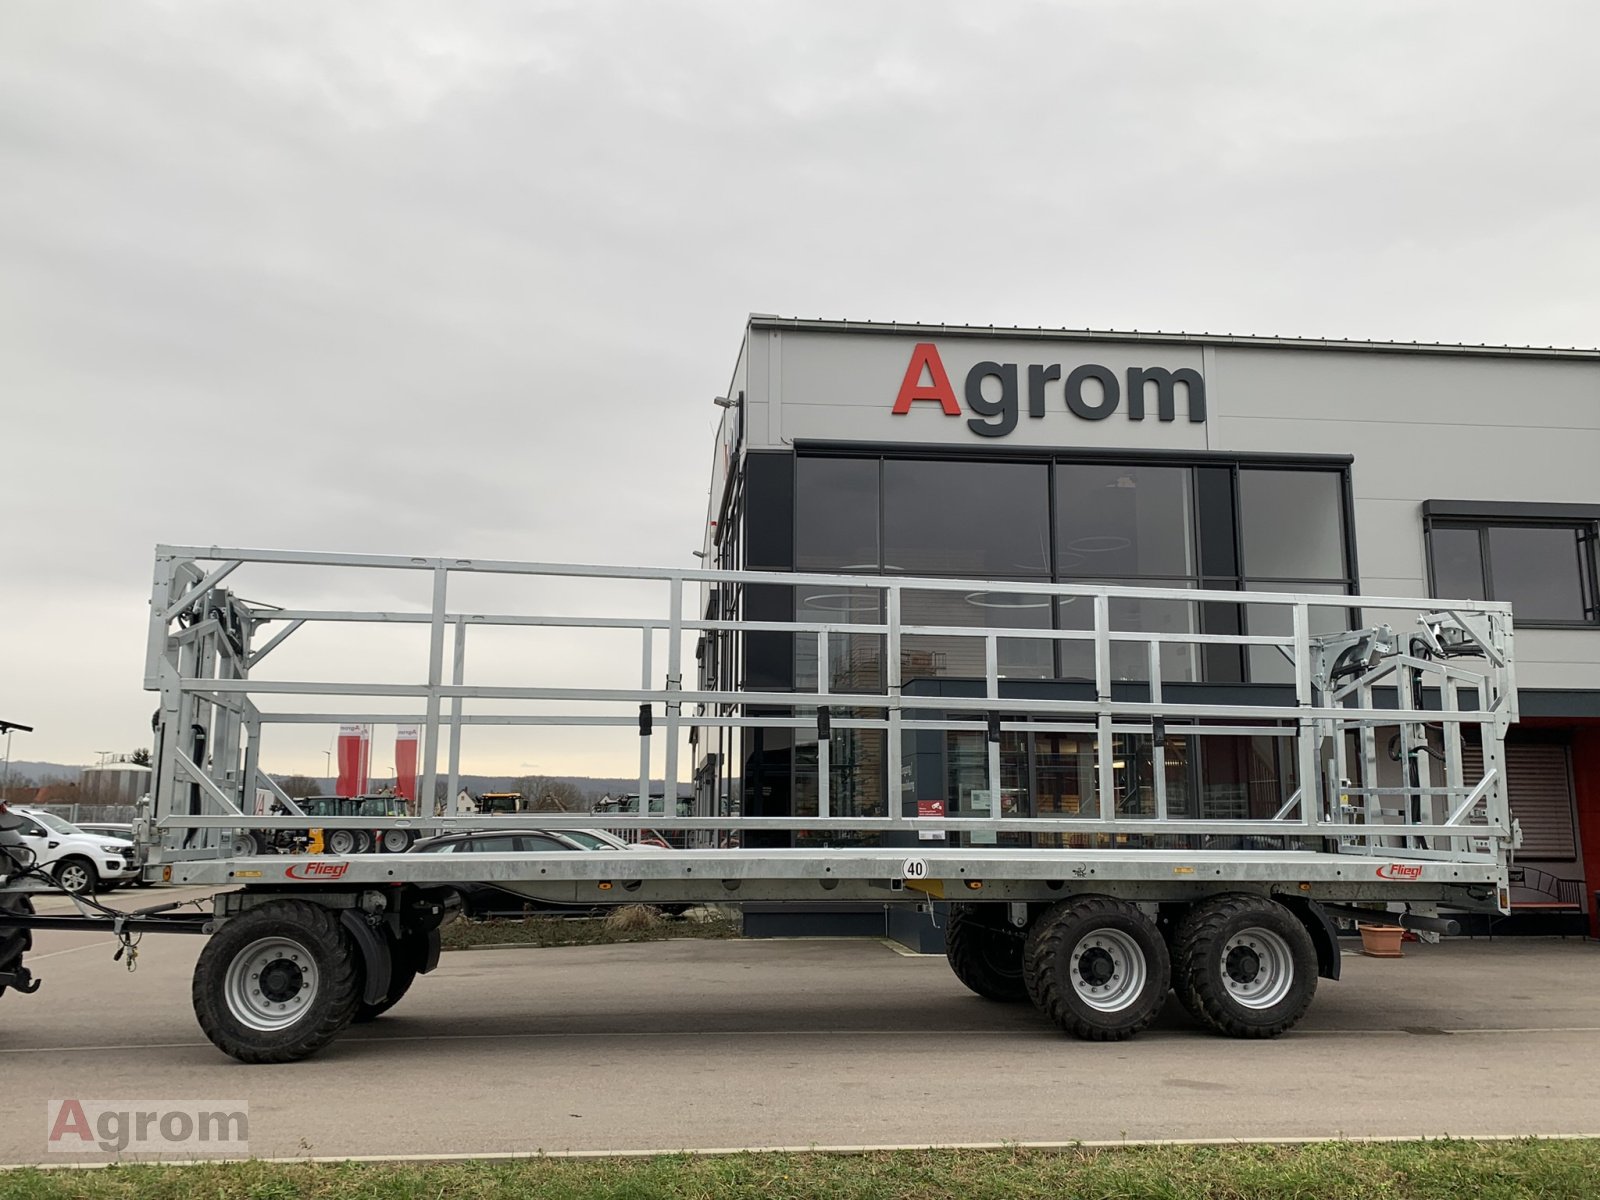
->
[
  {"left": 817, "top": 629, "right": 831, "bottom": 820},
  {"left": 663, "top": 577, "right": 684, "bottom": 830},
  {"left": 446, "top": 617, "right": 466, "bottom": 818},
  {"left": 1148, "top": 639, "right": 1167, "bottom": 822},
  {"left": 418, "top": 566, "right": 448, "bottom": 828},
  {"left": 1094, "top": 593, "right": 1114, "bottom": 825},
  {"left": 638, "top": 625, "right": 653, "bottom": 814},
  {"left": 886, "top": 584, "right": 904, "bottom": 827},
  {"left": 1293, "top": 602, "right": 1319, "bottom": 838}
]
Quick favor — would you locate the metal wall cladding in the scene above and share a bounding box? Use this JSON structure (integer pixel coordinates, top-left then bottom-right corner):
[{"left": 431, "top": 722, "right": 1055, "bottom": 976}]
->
[
  {"left": 77, "top": 765, "right": 151, "bottom": 807},
  {"left": 734, "top": 322, "right": 1600, "bottom": 693}
]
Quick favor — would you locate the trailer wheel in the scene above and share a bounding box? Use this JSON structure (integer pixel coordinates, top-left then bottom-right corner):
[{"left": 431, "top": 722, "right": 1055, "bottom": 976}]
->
[
  {"left": 353, "top": 934, "right": 419, "bottom": 1022},
  {"left": 1173, "top": 895, "right": 1318, "bottom": 1039},
  {"left": 1022, "top": 896, "right": 1170, "bottom": 1040},
  {"left": 945, "top": 904, "right": 1027, "bottom": 1002},
  {"left": 192, "top": 900, "right": 360, "bottom": 1063}
]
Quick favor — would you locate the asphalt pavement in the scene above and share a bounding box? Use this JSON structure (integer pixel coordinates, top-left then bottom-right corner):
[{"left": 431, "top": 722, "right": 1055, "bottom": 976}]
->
[{"left": 1, "top": 893, "right": 1597, "bottom": 1163}]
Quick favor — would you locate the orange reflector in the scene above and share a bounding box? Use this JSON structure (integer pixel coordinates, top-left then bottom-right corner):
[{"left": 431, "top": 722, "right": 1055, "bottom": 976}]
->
[
  {"left": 162, "top": 866, "right": 172, "bottom": 883},
  {"left": 965, "top": 880, "right": 983, "bottom": 890},
  {"left": 598, "top": 881, "right": 613, "bottom": 890}
]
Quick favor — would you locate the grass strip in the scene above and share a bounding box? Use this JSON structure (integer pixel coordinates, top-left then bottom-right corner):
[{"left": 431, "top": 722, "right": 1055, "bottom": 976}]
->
[
  {"left": 440, "top": 912, "right": 740, "bottom": 950},
  {"left": 4, "top": 1139, "right": 1598, "bottom": 1200}
]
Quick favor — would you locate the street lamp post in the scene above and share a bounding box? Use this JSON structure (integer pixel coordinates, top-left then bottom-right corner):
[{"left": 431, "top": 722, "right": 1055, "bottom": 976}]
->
[{"left": 1, "top": 720, "right": 36, "bottom": 803}]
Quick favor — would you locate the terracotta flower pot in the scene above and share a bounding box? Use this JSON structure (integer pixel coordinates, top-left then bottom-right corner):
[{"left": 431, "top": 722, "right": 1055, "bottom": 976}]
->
[{"left": 1358, "top": 923, "right": 1405, "bottom": 958}]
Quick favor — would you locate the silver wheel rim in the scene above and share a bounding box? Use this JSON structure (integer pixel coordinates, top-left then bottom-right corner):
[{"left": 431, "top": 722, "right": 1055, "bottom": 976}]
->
[
  {"left": 223, "top": 936, "right": 320, "bottom": 1032},
  {"left": 381, "top": 829, "right": 408, "bottom": 853},
  {"left": 1221, "top": 926, "right": 1294, "bottom": 1010},
  {"left": 58, "top": 863, "right": 90, "bottom": 893},
  {"left": 1067, "top": 927, "right": 1147, "bottom": 1013},
  {"left": 231, "top": 834, "right": 255, "bottom": 856},
  {"left": 327, "top": 830, "right": 355, "bottom": 855}
]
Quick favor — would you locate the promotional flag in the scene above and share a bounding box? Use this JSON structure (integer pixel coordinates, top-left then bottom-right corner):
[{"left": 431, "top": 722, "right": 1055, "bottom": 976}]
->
[
  {"left": 395, "top": 726, "right": 419, "bottom": 808},
  {"left": 335, "top": 724, "right": 370, "bottom": 798}
]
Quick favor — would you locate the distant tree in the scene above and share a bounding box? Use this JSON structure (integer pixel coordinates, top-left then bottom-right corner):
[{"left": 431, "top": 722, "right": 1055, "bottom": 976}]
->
[
  {"left": 130, "top": 748, "right": 152, "bottom": 767},
  {"left": 0, "top": 772, "right": 37, "bottom": 802},
  {"left": 515, "top": 776, "right": 588, "bottom": 813},
  {"left": 276, "top": 774, "right": 321, "bottom": 798}
]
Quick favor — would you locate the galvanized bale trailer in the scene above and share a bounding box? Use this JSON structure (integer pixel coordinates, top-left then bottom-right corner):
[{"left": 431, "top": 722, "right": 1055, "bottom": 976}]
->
[{"left": 0, "top": 546, "right": 1516, "bottom": 1061}]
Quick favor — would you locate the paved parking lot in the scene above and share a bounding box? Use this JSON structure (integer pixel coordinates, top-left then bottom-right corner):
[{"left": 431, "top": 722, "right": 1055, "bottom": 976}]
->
[{"left": 1, "top": 896, "right": 1597, "bottom": 1163}]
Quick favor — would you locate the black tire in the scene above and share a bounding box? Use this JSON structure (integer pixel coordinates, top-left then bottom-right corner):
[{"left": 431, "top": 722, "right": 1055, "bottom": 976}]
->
[
  {"left": 1022, "top": 895, "right": 1170, "bottom": 1041},
  {"left": 353, "top": 831, "right": 373, "bottom": 855},
  {"left": 1173, "top": 894, "right": 1318, "bottom": 1039},
  {"left": 192, "top": 899, "right": 361, "bottom": 1063},
  {"left": 945, "top": 904, "right": 1028, "bottom": 1002},
  {"left": 54, "top": 856, "right": 98, "bottom": 896},
  {"left": 0, "top": 897, "right": 33, "bottom": 1000},
  {"left": 378, "top": 829, "right": 412, "bottom": 854},
  {"left": 353, "top": 934, "right": 419, "bottom": 1023}
]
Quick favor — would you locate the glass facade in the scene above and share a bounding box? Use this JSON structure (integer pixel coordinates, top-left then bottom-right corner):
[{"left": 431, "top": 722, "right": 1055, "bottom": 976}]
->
[{"left": 737, "top": 448, "right": 1355, "bottom": 842}]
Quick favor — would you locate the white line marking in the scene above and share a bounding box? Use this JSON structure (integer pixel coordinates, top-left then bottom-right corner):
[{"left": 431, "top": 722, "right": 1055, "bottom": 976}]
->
[{"left": 4, "top": 1132, "right": 1599, "bottom": 1171}]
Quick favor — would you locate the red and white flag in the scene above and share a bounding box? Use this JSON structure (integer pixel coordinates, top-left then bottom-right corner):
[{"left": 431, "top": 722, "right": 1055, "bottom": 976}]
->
[
  {"left": 395, "top": 726, "right": 419, "bottom": 807},
  {"left": 335, "top": 724, "right": 370, "bottom": 798}
]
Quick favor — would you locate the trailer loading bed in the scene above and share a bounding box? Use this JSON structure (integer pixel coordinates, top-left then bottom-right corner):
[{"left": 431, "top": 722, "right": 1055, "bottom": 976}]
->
[{"left": 0, "top": 546, "right": 1517, "bottom": 1060}]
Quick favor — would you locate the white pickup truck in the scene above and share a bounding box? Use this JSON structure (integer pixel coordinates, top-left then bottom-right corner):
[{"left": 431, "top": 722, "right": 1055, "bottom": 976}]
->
[{"left": 6, "top": 807, "right": 137, "bottom": 894}]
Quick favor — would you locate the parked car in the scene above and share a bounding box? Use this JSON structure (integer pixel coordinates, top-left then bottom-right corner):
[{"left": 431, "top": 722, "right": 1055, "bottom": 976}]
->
[
  {"left": 407, "top": 828, "right": 679, "bottom": 916},
  {"left": 8, "top": 807, "right": 138, "bottom": 894},
  {"left": 72, "top": 822, "right": 154, "bottom": 887}
]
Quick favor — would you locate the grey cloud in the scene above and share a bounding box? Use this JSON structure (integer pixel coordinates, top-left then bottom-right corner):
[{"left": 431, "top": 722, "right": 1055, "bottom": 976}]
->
[{"left": 2, "top": 0, "right": 1596, "bottom": 764}]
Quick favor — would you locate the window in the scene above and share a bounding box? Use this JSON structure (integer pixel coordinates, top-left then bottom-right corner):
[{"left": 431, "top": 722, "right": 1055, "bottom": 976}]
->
[
  {"left": 883, "top": 460, "right": 1051, "bottom": 576},
  {"left": 795, "top": 457, "right": 879, "bottom": 570},
  {"left": 1238, "top": 470, "right": 1347, "bottom": 582},
  {"left": 520, "top": 834, "right": 571, "bottom": 852},
  {"left": 1056, "top": 581, "right": 1199, "bottom": 683},
  {"left": 1055, "top": 464, "right": 1194, "bottom": 577},
  {"left": 1427, "top": 517, "right": 1598, "bottom": 626},
  {"left": 468, "top": 835, "right": 519, "bottom": 853}
]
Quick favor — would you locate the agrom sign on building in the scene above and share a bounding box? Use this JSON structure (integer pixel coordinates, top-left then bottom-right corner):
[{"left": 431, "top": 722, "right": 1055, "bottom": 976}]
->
[{"left": 891, "top": 342, "right": 1207, "bottom": 438}]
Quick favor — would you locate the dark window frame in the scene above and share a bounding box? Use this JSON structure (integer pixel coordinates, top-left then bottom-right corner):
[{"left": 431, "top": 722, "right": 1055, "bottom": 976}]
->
[
  {"left": 1424, "top": 505, "right": 1600, "bottom": 629},
  {"left": 788, "top": 444, "right": 1357, "bottom": 685}
]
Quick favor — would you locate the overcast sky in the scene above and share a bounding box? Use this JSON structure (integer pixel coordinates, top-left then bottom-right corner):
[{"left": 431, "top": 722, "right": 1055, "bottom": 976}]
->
[{"left": 3, "top": 1, "right": 1597, "bottom": 777}]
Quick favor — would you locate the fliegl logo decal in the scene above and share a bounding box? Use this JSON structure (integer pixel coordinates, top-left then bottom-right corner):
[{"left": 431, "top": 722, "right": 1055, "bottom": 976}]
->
[
  {"left": 1375, "top": 863, "right": 1425, "bottom": 881},
  {"left": 284, "top": 861, "right": 351, "bottom": 881},
  {"left": 891, "top": 342, "right": 1206, "bottom": 438}
]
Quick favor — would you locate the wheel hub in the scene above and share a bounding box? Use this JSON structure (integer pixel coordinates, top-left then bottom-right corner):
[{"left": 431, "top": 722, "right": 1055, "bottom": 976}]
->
[
  {"left": 1220, "top": 926, "right": 1294, "bottom": 1010},
  {"left": 1066, "top": 929, "right": 1147, "bottom": 1013},
  {"left": 1079, "top": 946, "right": 1116, "bottom": 986},
  {"left": 258, "top": 959, "right": 304, "bottom": 1003},
  {"left": 223, "top": 936, "right": 321, "bottom": 1032},
  {"left": 1225, "top": 945, "right": 1261, "bottom": 984}
]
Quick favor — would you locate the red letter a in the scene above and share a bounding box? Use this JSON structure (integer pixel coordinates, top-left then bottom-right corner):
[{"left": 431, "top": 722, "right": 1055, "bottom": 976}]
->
[{"left": 892, "top": 343, "right": 960, "bottom": 416}]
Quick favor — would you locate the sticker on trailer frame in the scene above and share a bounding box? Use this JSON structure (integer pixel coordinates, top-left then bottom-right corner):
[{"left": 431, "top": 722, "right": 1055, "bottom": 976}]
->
[
  {"left": 916, "top": 800, "right": 947, "bottom": 842},
  {"left": 284, "top": 861, "right": 351, "bottom": 881},
  {"left": 1375, "top": 863, "right": 1424, "bottom": 881}
]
